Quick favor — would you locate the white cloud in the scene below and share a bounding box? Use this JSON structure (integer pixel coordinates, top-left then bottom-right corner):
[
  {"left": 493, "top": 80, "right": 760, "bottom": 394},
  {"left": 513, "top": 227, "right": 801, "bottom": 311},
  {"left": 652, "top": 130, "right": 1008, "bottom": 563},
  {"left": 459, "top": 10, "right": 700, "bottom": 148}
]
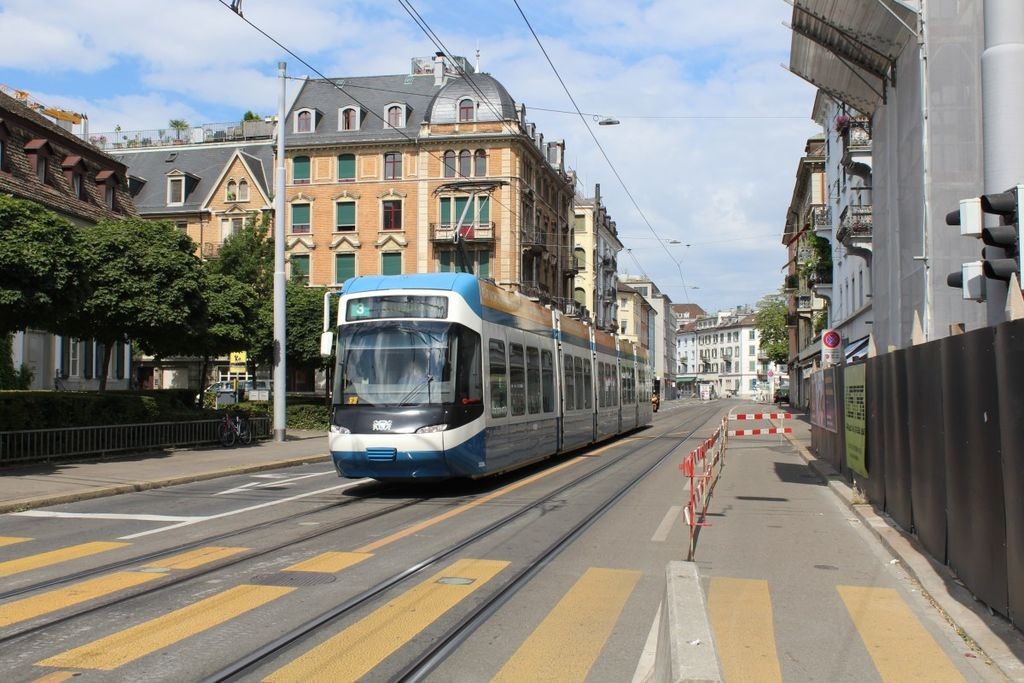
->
[{"left": 1, "top": 0, "right": 820, "bottom": 312}]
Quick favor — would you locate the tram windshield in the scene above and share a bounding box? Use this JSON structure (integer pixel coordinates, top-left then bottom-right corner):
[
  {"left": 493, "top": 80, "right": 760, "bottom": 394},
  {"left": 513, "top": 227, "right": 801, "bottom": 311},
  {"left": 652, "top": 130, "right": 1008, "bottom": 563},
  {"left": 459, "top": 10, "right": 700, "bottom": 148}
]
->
[{"left": 333, "top": 321, "right": 482, "bottom": 407}]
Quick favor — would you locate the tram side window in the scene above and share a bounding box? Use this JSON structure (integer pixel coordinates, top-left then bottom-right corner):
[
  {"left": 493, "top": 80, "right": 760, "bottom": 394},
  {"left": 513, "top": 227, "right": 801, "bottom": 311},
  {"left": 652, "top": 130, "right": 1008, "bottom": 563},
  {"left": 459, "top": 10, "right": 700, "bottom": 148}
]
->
[
  {"left": 597, "top": 362, "right": 606, "bottom": 408},
  {"left": 489, "top": 340, "right": 507, "bottom": 417},
  {"left": 574, "top": 356, "right": 584, "bottom": 411},
  {"left": 456, "top": 327, "right": 483, "bottom": 405},
  {"left": 526, "top": 346, "right": 541, "bottom": 415},
  {"left": 622, "top": 364, "right": 633, "bottom": 405},
  {"left": 541, "top": 350, "right": 554, "bottom": 412},
  {"left": 564, "top": 355, "right": 576, "bottom": 411},
  {"left": 583, "top": 359, "right": 593, "bottom": 410},
  {"left": 509, "top": 343, "right": 526, "bottom": 416}
]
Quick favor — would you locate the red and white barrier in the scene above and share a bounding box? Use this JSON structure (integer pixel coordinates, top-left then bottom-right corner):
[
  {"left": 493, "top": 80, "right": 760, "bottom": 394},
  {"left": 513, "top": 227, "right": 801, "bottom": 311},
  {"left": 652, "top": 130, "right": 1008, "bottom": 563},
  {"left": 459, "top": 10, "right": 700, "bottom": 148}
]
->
[
  {"left": 727, "top": 410, "right": 792, "bottom": 437},
  {"left": 679, "top": 416, "right": 728, "bottom": 561}
]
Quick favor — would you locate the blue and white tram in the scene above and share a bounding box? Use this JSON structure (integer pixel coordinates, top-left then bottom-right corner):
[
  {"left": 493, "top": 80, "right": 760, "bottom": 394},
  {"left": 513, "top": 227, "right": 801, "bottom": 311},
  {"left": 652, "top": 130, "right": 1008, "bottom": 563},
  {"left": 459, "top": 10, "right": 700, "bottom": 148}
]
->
[{"left": 324, "top": 273, "right": 653, "bottom": 480}]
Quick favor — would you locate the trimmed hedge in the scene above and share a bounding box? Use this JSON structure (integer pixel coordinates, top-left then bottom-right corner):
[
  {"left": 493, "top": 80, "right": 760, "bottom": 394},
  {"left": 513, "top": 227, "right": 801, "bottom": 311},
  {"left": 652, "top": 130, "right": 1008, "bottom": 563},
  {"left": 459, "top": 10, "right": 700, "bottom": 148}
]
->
[
  {"left": 233, "top": 400, "right": 331, "bottom": 431},
  {"left": 0, "top": 390, "right": 209, "bottom": 431}
]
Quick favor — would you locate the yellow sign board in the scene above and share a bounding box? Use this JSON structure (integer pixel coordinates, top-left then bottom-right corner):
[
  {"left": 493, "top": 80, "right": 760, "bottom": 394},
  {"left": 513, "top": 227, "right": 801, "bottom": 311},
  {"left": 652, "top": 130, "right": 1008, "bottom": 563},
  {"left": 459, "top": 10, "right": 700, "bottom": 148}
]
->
[{"left": 229, "top": 351, "right": 247, "bottom": 374}]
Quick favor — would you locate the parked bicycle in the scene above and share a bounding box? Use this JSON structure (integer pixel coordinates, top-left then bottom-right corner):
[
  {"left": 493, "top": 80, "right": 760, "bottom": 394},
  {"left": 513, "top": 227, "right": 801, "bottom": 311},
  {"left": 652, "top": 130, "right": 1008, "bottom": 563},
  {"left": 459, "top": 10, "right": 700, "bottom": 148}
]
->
[{"left": 218, "top": 411, "right": 252, "bottom": 447}]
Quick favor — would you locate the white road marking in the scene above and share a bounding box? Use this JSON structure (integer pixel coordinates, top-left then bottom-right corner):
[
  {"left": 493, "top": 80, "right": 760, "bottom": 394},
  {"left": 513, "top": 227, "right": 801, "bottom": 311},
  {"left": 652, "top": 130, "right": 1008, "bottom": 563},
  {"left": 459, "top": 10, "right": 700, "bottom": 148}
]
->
[
  {"left": 631, "top": 601, "right": 662, "bottom": 683},
  {"left": 118, "top": 479, "right": 372, "bottom": 540},
  {"left": 651, "top": 505, "right": 682, "bottom": 543},
  {"left": 12, "top": 511, "right": 202, "bottom": 522},
  {"left": 213, "top": 470, "right": 332, "bottom": 496}
]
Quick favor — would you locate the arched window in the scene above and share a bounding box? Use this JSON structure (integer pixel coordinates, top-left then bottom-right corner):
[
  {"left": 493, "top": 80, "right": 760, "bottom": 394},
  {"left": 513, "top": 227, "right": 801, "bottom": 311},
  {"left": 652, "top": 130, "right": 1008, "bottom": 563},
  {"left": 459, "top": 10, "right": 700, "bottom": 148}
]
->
[
  {"left": 474, "top": 149, "right": 486, "bottom": 177},
  {"left": 458, "top": 99, "right": 475, "bottom": 122},
  {"left": 340, "top": 107, "right": 359, "bottom": 131},
  {"left": 574, "top": 287, "right": 586, "bottom": 305},
  {"left": 458, "top": 150, "right": 471, "bottom": 177},
  {"left": 226, "top": 180, "right": 238, "bottom": 201},
  {"left": 296, "top": 110, "right": 312, "bottom": 133},
  {"left": 574, "top": 247, "right": 586, "bottom": 271},
  {"left": 386, "top": 105, "right": 402, "bottom": 128},
  {"left": 237, "top": 179, "right": 249, "bottom": 201},
  {"left": 443, "top": 150, "right": 456, "bottom": 178}
]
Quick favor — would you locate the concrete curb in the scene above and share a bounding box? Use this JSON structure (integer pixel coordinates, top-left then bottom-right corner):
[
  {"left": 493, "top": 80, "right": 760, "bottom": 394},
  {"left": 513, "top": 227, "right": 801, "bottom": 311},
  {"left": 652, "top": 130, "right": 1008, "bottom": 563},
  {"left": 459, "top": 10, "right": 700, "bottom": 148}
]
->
[
  {"left": 778, "top": 423, "right": 1024, "bottom": 682},
  {"left": 655, "top": 561, "right": 722, "bottom": 683},
  {"left": 0, "top": 454, "right": 331, "bottom": 515}
]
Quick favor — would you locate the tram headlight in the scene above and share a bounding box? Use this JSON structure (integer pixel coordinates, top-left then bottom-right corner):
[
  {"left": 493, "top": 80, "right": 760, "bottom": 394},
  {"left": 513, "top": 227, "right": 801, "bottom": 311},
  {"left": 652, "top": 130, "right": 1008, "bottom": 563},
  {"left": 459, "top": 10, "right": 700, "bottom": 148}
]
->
[
  {"left": 330, "top": 424, "right": 351, "bottom": 434},
  {"left": 415, "top": 424, "right": 447, "bottom": 434}
]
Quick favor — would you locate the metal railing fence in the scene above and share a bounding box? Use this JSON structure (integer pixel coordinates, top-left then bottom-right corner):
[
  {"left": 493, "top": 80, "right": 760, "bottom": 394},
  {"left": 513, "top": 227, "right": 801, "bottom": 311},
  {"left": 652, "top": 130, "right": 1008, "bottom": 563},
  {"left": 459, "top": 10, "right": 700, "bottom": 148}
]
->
[{"left": 0, "top": 417, "right": 271, "bottom": 466}]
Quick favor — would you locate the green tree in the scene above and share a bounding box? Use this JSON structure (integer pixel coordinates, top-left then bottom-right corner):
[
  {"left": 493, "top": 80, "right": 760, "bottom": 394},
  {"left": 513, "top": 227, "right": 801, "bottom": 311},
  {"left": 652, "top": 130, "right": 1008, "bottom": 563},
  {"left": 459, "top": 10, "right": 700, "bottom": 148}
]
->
[
  {"left": 189, "top": 272, "right": 256, "bottom": 390},
  {"left": 0, "top": 195, "right": 87, "bottom": 334},
  {"left": 754, "top": 293, "right": 789, "bottom": 365},
  {"left": 64, "top": 218, "right": 205, "bottom": 390},
  {"left": 169, "top": 119, "right": 189, "bottom": 141},
  {"left": 242, "top": 111, "right": 262, "bottom": 121}
]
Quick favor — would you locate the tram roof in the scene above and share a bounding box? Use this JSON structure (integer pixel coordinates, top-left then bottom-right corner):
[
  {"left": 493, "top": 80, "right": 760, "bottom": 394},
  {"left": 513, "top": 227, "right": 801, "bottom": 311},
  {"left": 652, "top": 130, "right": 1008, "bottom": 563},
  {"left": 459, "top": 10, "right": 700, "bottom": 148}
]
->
[{"left": 342, "top": 273, "right": 483, "bottom": 313}]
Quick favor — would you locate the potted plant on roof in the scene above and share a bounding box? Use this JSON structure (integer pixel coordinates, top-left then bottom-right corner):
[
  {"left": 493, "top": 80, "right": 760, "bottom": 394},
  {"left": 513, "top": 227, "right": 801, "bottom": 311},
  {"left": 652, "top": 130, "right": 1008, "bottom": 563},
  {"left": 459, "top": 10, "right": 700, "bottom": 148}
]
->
[{"left": 170, "top": 119, "right": 189, "bottom": 144}]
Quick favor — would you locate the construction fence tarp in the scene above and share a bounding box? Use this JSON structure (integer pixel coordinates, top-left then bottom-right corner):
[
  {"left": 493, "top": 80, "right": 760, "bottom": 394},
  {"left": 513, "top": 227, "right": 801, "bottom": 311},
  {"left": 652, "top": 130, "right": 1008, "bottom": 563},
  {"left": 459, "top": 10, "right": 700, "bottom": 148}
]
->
[{"left": 808, "top": 318, "right": 1023, "bottom": 626}]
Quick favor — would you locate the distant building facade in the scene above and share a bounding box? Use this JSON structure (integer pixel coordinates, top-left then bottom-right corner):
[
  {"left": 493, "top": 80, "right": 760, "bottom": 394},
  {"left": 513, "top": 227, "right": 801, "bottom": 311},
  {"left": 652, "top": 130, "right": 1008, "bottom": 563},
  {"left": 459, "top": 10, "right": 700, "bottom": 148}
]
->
[
  {"left": 572, "top": 182, "right": 622, "bottom": 332},
  {"left": 620, "top": 276, "right": 676, "bottom": 398}
]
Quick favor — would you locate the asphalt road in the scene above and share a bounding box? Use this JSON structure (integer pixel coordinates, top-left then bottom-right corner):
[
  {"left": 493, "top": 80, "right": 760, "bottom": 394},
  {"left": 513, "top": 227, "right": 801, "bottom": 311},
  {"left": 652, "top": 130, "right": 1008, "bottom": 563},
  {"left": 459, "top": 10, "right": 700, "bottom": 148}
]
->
[{"left": 0, "top": 400, "right": 1001, "bottom": 682}]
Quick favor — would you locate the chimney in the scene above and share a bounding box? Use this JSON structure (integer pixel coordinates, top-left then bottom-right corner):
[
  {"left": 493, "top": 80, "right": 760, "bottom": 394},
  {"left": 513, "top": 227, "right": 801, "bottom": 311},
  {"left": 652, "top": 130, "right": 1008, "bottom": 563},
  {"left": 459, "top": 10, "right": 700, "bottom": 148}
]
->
[{"left": 434, "top": 52, "right": 446, "bottom": 86}]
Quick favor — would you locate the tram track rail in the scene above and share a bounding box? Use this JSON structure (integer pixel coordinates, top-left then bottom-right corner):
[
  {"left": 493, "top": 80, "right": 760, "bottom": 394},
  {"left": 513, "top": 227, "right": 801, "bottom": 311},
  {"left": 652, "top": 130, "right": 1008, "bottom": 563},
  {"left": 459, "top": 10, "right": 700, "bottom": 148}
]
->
[{"left": 203, "top": 404, "right": 723, "bottom": 682}]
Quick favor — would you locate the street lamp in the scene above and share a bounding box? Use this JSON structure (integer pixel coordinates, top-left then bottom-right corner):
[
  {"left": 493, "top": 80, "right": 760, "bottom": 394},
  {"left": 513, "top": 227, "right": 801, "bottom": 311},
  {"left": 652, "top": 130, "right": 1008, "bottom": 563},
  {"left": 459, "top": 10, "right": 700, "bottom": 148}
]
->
[{"left": 594, "top": 115, "right": 620, "bottom": 126}]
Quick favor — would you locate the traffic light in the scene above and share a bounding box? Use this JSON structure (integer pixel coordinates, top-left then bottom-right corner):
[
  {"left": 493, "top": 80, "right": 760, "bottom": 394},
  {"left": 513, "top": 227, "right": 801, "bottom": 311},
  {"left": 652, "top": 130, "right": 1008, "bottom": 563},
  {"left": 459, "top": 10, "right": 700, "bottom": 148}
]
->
[{"left": 945, "top": 185, "right": 1022, "bottom": 299}]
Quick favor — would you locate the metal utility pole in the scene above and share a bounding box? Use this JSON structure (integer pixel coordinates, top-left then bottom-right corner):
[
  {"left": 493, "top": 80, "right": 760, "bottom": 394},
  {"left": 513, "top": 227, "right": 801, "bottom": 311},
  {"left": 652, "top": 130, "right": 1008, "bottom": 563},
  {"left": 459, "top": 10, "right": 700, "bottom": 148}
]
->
[
  {"left": 273, "top": 62, "right": 287, "bottom": 442},
  {"left": 982, "top": 0, "right": 1024, "bottom": 323}
]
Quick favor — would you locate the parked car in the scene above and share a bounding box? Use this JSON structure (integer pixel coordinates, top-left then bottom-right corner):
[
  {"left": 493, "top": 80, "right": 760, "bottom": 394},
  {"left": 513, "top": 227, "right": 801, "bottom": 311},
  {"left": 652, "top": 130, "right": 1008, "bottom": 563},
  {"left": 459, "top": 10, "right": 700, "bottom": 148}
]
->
[{"left": 774, "top": 385, "right": 790, "bottom": 403}]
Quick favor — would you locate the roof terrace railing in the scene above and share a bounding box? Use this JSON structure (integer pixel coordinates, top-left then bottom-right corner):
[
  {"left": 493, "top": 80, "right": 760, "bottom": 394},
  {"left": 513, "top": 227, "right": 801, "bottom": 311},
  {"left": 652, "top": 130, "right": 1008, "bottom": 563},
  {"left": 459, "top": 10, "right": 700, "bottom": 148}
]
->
[{"left": 82, "top": 120, "right": 276, "bottom": 152}]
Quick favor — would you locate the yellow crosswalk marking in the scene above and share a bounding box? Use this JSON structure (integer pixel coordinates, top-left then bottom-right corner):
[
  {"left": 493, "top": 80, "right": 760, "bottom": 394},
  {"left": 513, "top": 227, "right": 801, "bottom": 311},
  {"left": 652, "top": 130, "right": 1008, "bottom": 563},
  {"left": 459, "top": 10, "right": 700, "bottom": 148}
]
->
[
  {"left": 838, "top": 585, "right": 965, "bottom": 682},
  {"left": 0, "top": 541, "right": 128, "bottom": 578},
  {"left": 493, "top": 567, "right": 640, "bottom": 682},
  {"left": 37, "top": 584, "right": 293, "bottom": 671},
  {"left": 265, "top": 558, "right": 509, "bottom": 682},
  {"left": 0, "top": 536, "right": 32, "bottom": 548},
  {"left": 707, "top": 577, "right": 782, "bottom": 683},
  {"left": 0, "top": 546, "right": 248, "bottom": 630},
  {"left": 142, "top": 546, "right": 247, "bottom": 570},
  {"left": 0, "top": 572, "right": 159, "bottom": 628},
  {"left": 284, "top": 551, "right": 372, "bottom": 573}
]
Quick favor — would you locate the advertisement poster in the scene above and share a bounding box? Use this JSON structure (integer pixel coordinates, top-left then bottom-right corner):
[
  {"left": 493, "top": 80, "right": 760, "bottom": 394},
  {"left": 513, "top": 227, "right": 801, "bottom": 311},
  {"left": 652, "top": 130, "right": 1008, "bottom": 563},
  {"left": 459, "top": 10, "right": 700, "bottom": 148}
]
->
[
  {"left": 810, "top": 371, "right": 824, "bottom": 428},
  {"left": 844, "top": 364, "right": 868, "bottom": 477},
  {"left": 822, "top": 370, "right": 838, "bottom": 433}
]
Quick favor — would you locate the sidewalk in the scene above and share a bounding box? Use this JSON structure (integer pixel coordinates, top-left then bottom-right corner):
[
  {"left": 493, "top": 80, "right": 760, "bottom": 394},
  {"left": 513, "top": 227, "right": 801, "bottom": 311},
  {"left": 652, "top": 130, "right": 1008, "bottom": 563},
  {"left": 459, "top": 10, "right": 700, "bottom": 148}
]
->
[
  {"left": 776, "top": 408, "right": 1024, "bottom": 682},
  {"left": 0, "top": 432, "right": 330, "bottom": 514}
]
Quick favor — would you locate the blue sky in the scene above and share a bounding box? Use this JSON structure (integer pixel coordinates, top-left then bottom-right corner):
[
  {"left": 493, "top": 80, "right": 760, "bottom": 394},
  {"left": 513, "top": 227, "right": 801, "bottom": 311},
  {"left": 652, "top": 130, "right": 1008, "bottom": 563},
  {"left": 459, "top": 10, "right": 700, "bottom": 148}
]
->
[{"left": 0, "top": 0, "right": 819, "bottom": 313}]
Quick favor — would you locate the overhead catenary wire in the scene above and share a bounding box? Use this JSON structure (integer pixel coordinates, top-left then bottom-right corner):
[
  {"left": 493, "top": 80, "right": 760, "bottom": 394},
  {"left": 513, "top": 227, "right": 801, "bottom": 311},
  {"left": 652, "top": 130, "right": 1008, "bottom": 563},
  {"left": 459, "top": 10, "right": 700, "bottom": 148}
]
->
[{"left": 511, "top": 0, "right": 690, "bottom": 303}]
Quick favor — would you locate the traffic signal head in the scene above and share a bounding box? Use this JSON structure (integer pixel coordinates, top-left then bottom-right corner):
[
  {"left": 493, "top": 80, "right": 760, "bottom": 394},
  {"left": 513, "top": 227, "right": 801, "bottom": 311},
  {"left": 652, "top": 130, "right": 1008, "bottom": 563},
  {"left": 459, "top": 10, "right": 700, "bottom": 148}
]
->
[
  {"left": 946, "top": 185, "right": 1022, "bottom": 295},
  {"left": 945, "top": 197, "right": 982, "bottom": 237}
]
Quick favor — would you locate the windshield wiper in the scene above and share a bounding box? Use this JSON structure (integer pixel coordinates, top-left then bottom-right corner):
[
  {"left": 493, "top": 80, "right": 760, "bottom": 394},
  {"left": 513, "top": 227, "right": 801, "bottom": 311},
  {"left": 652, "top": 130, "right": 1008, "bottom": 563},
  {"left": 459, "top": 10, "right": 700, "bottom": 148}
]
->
[{"left": 397, "top": 375, "right": 434, "bottom": 405}]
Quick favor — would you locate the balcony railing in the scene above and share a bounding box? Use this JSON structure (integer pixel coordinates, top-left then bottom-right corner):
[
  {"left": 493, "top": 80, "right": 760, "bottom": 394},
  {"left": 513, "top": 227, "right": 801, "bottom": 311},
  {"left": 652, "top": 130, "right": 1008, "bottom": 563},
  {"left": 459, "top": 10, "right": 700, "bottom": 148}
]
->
[
  {"left": 836, "top": 205, "right": 874, "bottom": 243},
  {"left": 430, "top": 222, "right": 495, "bottom": 242},
  {"left": 808, "top": 267, "right": 833, "bottom": 287},
  {"left": 841, "top": 119, "right": 872, "bottom": 149},
  {"left": 521, "top": 227, "right": 549, "bottom": 252},
  {"left": 84, "top": 119, "right": 275, "bottom": 151},
  {"left": 796, "top": 294, "right": 814, "bottom": 311},
  {"left": 811, "top": 205, "right": 831, "bottom": 231}
]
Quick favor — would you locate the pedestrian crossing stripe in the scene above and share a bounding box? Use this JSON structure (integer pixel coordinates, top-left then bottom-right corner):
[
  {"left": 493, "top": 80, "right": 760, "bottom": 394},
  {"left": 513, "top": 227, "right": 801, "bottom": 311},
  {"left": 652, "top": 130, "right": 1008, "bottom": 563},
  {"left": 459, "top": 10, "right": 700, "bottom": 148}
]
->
[
  {"left": 0, "top": 546, "right": 248, "bottom": 630},
  {"left": 493, "top": 567, "right": 640, "bottom": 682},
  {"left": 0, "top": 542, "right": 128, "bottom": 578},
  {"left": 0, "top": 537, "right": 32, "bottom": 548},
  {"left": 838, "top": 585, "right": 965, "bottom": 682},
  {"left": 707, "top": 577, "right": 783, "bottom": 683},
  {"left": 264, "top": 558, "right": 509, "bottom": 682},
  {"left": 36, "top": 584, "right": 294, "bottom": 671}
]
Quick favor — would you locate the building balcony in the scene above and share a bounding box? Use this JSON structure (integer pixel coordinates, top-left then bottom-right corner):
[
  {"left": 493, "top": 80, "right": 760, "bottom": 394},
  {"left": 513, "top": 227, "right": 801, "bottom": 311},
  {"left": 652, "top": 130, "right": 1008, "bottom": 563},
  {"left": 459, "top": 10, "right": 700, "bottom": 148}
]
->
[
  {"left": 836, "top": 205, "right": 873, "bottom": 246},
  {"left": 431, "top": 222, "right": 495, "bottom": 242},
  {"left": 840, "top": 119, "right": 873, "bottom": 178},
  {"left": 521, "top": 227, "right": 548, "bottom": 253},
  {"left": 796, "top": 247, "right": 813, "bottom": 265},
  {"left": 809, "top": 267, "right": 833, "bottom": 300},
  {"left": 811, "top": 205, "right": 831, "bottom": 239},
  {"left": 784, "top": 273, "right": 800, "bottom": 291},
  {"left": 519, "top": 280, "right": 551, "bottom": 301},
  {"left": 796, "top": 293, "right": 814, "bottom": 312}
]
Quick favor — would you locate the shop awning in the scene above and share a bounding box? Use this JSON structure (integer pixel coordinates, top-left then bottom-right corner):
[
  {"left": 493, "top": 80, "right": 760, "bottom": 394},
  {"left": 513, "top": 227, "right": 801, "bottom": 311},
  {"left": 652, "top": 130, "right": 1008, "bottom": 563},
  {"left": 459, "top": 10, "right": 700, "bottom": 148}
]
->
[
  {"left": 675, "top": 375, "right": 697, "bottom": 383},
  {"left": 787, "top": 0, "right": 918, "bottom": 114},
  {"left": 845, "top": 336, "right": 870, "bottom": 363}
]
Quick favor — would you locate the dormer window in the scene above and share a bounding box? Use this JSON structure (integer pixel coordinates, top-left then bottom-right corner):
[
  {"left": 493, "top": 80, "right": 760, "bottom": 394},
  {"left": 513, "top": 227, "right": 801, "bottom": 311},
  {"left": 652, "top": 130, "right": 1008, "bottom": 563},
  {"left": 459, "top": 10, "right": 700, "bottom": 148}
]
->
[
  {"left": 168, "top": 177, "right": 185, "bottom": 204},
  {"left": 294, "top": 109, "right": 314, "bottom": 133},
  {"left": 61, "top": 156, "right": 88, "bottom": 200},
  {"left": 96, "top": 170, "right": 120, "bottom": 210},
  {"left": 238, "top": 179, "right": 249, "bottom": 201},
  {"left": 385, "top": 104, "right": 404, "bottom": 128},
  {"left": 339, "top": 107, "right": 360, "bottom": 131},
  {"left": 226, "top": 180, "right": 238, "bottom": 201},
  {"left": 25, "top": 139, "right": 51, "bottom": 185},
  {"left": 458, "top": 98, "right": 475, "bottom": 122}
]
